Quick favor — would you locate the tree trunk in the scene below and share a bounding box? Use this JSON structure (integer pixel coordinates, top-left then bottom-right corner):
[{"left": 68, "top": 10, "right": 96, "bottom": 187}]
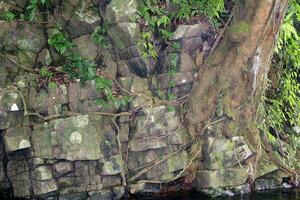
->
[{"left": 187, "top": 0, "right": 297, "bottom": 182}]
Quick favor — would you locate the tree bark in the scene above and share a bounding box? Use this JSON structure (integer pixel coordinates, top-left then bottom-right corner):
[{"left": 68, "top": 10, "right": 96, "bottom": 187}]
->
[{"left": 187, "top": 0, "right": 297, "bottom": 181}]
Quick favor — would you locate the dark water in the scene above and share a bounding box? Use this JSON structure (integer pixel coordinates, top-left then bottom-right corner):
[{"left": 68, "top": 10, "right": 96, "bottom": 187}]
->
[
  {"left": 1, "top": 190, "right": 300, "bottom": 200},
  {"left": 131, "top": 190, "right": 300, "bottom": 200}
]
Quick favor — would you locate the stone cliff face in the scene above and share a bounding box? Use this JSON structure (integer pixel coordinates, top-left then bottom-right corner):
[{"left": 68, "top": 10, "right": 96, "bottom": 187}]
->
[{"left": 0, "top": 0, "right": 290, "bottom": 199}]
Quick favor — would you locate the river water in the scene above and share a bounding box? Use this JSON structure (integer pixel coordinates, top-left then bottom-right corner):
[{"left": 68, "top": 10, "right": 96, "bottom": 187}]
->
[
  {"left": 1, "top": 190, "right": 299, "bottom": 199},
  {"left": 131, "top": 190, "right": 300, "bottom": 200}
]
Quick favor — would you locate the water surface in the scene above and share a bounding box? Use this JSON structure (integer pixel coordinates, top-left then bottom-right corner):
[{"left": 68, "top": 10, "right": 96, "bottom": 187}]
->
[{"left": 131, "top": 190, "right": 300, "bottom": 200}]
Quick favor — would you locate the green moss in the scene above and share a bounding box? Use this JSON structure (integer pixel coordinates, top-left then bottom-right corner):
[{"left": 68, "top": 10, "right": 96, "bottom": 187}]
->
[{"left": 230, "top": 21, "right": 250, "bottom": 33}]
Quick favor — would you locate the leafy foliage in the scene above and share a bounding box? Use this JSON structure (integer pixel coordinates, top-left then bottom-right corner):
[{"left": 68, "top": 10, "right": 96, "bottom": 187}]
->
[
  {"left": 47, "top": 28, "right": 131, "bottom": 109},
  {"left": 173, "top": 0, "right": 224, "bottom": 21},
  {"left": 136, "top": 0, "right": 225, "bottom": 58},
  {"left": 0, "top": 11, "right": 16, "bottom": 21},
  {"left": 40, "top": 67, "right": 54, "bottom": 78},
  {"left": 267, "top": 0, "right": 300, "bottom": 131},
  {"left": 0, "top": 0, "right": 49, "bottom": 21},
  {"left": 92, "top": 25, "right": 109, "bottom": 48},
  {"left": 265, "top": 0, "right": 300, "bottom": 168},
  {"left": 48, "top": 28, "right": 73, "bottom": 54},
  {"left": 25, "top": 0, "right": 49, "bottom": 21}
]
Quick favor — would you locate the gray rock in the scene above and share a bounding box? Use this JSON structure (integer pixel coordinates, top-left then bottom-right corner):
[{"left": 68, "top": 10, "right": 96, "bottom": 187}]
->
[
  {"left": 101, "top": 155, "right": 124, "bottom": 175},
  {"left": 154, "top": 72, "right": 195, "bottom": 90},
  {"left": 179, "top": 52, "right": 197, "bottom": 72},
  {"left": 172, "top": 24, "right": 210, "bottom": 40},
  {"left": 0, "top": 69, "right": 7, "bottom": 88},
  {"left": 53, "top": 162, "right": 74, "bottom": 177},
  {"left": 58, "top": 192, "right": 88, "bottom": 200},
  {"left": 17, "top": 50, "right": 37, "bottom": 69},
  {"left": 7, "top": 159, "right": 31, "bottom": 197},
  {"left": 32, "top": 115, "right": 116, "bottom": 161},
  {"left": 135, "top": 146, "right": 180, "bottom": 167},
  {"left": 3, "top": 127, "right": 31, "bottom": 152},
  {"left": 129, "top": 76, "right": 153, "bottom": 108},
  {"left": 117, "top": 77, "right": 133, "bottom": 92},
  {"left": 0, "top": 21, "right": 15, "bottom": 51},
  {"left": 68, "top": 80, "right": 102, "bottom": 105},
  {"left": 108, "top": 23, "right": 140, "bottom": 50},
  {"left": 37, "top": 49, "right": 52, "bottom": 66},
  {"left": 0, "top": 111, "right": 24, "bottom": 130},
  {"left": 32, "top": 166, "right": 58, "bottom": 195},
  {"left": 202, "top": 136, "right": 253, "bottom": 170},
  {"left": 89, "top": 190, "right": 112, "bottom": 200},
  {"left": 194, "top": 168, "right": 248, "bottom": 189},
  {"left": 29, "top": 84, "right": 68, "bottom": 115},
  {"left": 0, "top": 140, "right": 6, "bottom": 183},
  {"left": 112, "top": 186, "right": 125, "bottom": 199},
  {"left": 0, "top": 162, "right": 6, "bottom": 183},
  {"left": 131, "top": 106, "right": 180, "bottom": 140},
  {"left": 104, "top": 0, "right": 137, "bottom": 24},
  {"left": 129, "top": 138, "right": 167, "bottom": 152},
  {"left": 145, "top": 150, "right": 190, "bottom": 181},
  {"left": 0, "top": 90, "right": 23, "bottom": 112},
  {"left": 127, "top": 56, "right": 156, "bottom": 77},
  {"left": 129, "top": 182, "right": 163, "bottom": 195},
  {"left": 73, "top": 34, "right": 99, "bottom": 62},
  {"left": 0, "top": 54, "right": 19, "bottom": 75},
  {"left": 101, "top": 175, "right": 122, "bottom": 188},
  {"left": 102, "top": 50, "right": 118, "bottom": 79},
  {"left": 16, "top": 22, "right": 46, "bottom": 53},
  {"left": 171, "top": 24, "right": 210, "bottom": 52},
  {"left": 119, "top": 123, "right": 129, "bottom": 143},
  {"left": 64, "top": 2, "right": 101, "bottom": 38},
  {"left": 89, "top": 187, "right": 124, "bottom": 200},
  {"left": 73, "top": 161, "right": 103, "bottom": 192},
  {"left": 116, "top": 60, "right": 133, "bottom": 77}
]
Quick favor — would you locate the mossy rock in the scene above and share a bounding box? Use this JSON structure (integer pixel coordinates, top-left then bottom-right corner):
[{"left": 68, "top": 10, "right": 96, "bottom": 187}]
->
[{"left": 228, "top": 21, "right": 250, "bottom": 43}]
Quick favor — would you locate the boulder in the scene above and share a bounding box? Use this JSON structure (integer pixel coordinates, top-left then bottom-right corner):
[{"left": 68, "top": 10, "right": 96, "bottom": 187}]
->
[
  {"left": 171, "top": 23, "right": 210, "bottom": 53},
  {"left": 108, "top": 23, "right": 140, "bottom": 50},
  {"left": 101, "top": 155, "right": 124, "bottom": 176},
  {"left": 16, "top": 22, "right": 46, "bottom": 53},
  {"left": 129, "top": 76, "right": 153, "bottom": 108},
  {"left": 3, "top": 127, "right": 31, "bottom": 152},
  {"left": 145, "top": 150, "right": 190, "bottom": 181},
  {"left": 29, "top": 84, "right": 68, "bottom": 115},
  {"left": 31, "top": 115, "right": 117, "bottom": 161},
  {"left": 0, "top": 90, "right": 23, "bottom": 112},
  {"left": 32, "top": 165, "right": 58, "bottom": 195},
  {"left": 0, "top": 21, "right": 15, "bottom": 51},
  {"left": 7, "top": 158, "right": 31, "bottom": 197},
  {"left": 37, "top": 49, "right": 52, "bottom": 66},
  {"left": 104, "top": 0, "right": 137, "bottom": 24},
  {"left": 194, "top": 168, "right": 248, "bottom": 189},
  {"left": 202, "top": 136, "right": 253, "bottom": 170},
  {"left": 59, "top": 1, "right": 101, "bottom": 38},
  {"left": 73, "top": 34, "right": 99, "bottom": 62}
]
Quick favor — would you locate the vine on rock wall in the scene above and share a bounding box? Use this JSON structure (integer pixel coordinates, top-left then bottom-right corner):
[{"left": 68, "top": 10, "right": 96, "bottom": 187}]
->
[{"left": 0, "top": 0, "right": 131, "bottom": 110}]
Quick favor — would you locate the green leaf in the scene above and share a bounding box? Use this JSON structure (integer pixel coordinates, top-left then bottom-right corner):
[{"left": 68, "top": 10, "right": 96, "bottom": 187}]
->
[
  {"left": 166, "top": 105, "right": 176, "bottom": 113},
  {"left": 48, "top": 81, "right": 58, "bottom": 89},
  {"left": 40, "top": 67, "right": 53, "bottom": 78},
  {"left": 1, "top": 11, "right": 16, "bottom": 21}
]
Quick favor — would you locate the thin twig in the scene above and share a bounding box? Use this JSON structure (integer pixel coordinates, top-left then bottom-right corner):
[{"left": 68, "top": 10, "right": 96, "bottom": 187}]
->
[
  {"left": 0, "top": 53, "right": 36, "bottom": 73},
  {"left": 112, "top": 117, "right": 127, "bottom": 187}
]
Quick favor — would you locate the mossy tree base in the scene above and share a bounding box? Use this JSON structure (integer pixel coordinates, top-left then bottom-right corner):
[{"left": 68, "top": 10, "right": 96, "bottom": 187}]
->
[{"left": 187, "top": 0, "right": 297, "bottom": 186}]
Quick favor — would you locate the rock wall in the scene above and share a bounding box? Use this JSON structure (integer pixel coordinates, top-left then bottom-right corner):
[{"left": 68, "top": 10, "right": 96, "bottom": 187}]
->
[{"left": 0, "top": 0, "right": 290, "bottom": 199}]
